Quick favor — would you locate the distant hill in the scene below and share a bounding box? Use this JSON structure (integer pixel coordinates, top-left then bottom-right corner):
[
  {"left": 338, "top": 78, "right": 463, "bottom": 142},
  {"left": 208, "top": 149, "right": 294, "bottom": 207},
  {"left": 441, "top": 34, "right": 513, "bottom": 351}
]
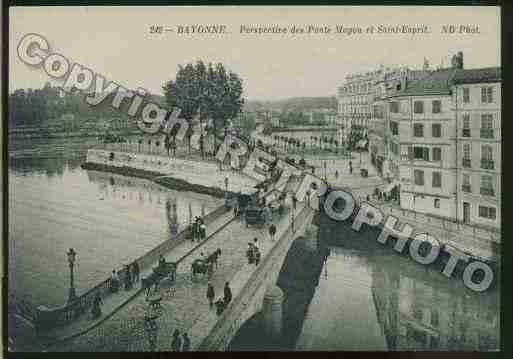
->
[{"left": 244, "top": 96, "right": 337, "bottom": 113}]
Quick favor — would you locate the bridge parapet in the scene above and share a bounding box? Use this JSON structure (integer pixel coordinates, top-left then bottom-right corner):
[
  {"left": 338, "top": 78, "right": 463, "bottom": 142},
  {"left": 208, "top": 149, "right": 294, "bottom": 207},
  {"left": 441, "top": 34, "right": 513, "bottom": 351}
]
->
[{"left": 193, "top": 205, "right": 315, "bottom": 351}]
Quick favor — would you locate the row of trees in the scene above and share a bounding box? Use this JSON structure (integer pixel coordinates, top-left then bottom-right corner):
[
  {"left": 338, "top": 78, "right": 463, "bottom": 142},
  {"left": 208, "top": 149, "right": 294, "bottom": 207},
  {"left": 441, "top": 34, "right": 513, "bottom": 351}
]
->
[{"left": 8, "top": 83, "right": 129, "bottom": 129}]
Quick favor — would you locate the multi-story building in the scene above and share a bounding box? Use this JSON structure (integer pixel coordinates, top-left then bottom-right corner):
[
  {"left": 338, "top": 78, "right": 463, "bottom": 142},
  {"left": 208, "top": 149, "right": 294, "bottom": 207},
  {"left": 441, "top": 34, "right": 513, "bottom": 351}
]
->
[
  {"left": 369, "top": 66, "right": 431, "bottom": 179},
  {"left": 337, "top": 71, "right": 377, "bottom": 145},
  {"left": 452, "top": 67, "right": 501, "bottom": 229},
  {"left": 371, "top": 51, "right": 501, "bottom": 227},
  {"left": 391, "top": 67, "right": 459, "bottom": 219}
]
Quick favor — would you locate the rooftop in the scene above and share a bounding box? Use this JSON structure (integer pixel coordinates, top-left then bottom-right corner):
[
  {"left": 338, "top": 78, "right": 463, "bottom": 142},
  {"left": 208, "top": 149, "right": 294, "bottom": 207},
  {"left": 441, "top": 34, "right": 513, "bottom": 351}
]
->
[
  {"left": 388, "top": 66, "right": 501, "bottom": 97},
  {"left": 452, "top": 67, "right": 501, "bottom": 84}
]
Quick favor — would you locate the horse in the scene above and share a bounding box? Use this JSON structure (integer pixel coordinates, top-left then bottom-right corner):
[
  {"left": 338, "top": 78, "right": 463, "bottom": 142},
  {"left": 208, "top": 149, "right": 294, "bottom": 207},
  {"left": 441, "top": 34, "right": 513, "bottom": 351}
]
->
[{"left": 206, "top": 248, "right": 222, "bottom": 269}]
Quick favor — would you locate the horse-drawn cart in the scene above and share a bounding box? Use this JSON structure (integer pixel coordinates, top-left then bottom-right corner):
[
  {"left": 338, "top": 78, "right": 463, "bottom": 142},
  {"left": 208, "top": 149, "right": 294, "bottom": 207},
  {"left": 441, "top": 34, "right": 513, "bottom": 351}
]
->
[{"left": 142, "top": 261, "right": 177, "bottom": 296}]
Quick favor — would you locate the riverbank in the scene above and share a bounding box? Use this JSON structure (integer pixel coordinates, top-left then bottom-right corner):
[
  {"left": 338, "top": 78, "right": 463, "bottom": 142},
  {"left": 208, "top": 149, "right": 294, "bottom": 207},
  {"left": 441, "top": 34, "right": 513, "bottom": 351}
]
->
[{"left": 81, "top": 162, "right": 233, "bottom": 199}]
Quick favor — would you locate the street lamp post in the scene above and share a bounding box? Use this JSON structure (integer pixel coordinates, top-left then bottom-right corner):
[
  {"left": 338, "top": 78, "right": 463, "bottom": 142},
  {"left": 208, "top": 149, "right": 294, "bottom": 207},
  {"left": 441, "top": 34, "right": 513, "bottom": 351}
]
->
[{"left": 67, "top": 248, "right": 77, "bottom": 303}]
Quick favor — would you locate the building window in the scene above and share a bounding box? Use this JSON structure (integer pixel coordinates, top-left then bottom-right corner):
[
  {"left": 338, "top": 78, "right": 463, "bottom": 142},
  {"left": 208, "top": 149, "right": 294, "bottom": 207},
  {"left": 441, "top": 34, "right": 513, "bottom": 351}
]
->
[
  {"left": 414, "top": 101, "right": 424, "bottom": 114},
  {"left": 462, "top": 114, "right": 471, "bottom": 137},
  {"left": 432, "top": 147, "right": 442, "bottom": 161},
  {"left": 390, "top": 101, "right": 399, "bottom": 113},
  {"left": 481, "top": 145, "right": 494, "bottom": 170},
  {"left": 462, "top": 143, "right": 471, "bottom": 167},
  {"left": 463, "top": 88, "right": 470, "bottom": 103},
  {"left": 480, "top": 114, "right": 494, "bottom": 138},
  {"left": 390, "top": 121, "right": 399, "bottom": 135},
  {"left": 481, "top": 86, "right": 493, "bottom": 104},
  {"left": 432, "top": 100, "right": 442, "bottom": 114},
  {"left": 479, "top": 206, "right": 496, "bottom": 220},
  {"left": 462, "top": 173, "right": 471, "bottom": 192},
  {"left": 414, "top": 124, "right": 424, "bottom": 137},
  {"left": 480, "top": 175, "right": 494, "bottom": 196},
  {"left": 432, "top": 172, "right": 442, "bottom": 188},
  {"left": 432, "top": 124, "right": 442, "bottom": 138},
  {"left": 414, "top": 146, "right": 429, "bottom": 161},
  {"left": 414, "top": 169, "right": 425, "bottom": 185},
  {"left": 434, "top": 198, "right": 440, "bottom": 208}
]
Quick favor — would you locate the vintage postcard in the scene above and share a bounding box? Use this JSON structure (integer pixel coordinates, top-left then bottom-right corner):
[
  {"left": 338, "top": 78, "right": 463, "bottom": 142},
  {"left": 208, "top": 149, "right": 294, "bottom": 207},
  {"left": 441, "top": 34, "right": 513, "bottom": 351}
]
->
[{"left": 6, "top": 5, "right": 500, "bottom": 352}]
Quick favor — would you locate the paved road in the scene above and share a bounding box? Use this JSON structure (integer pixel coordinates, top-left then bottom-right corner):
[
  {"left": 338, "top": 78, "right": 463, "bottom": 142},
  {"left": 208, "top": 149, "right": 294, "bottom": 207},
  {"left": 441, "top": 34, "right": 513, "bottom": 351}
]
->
[{"left": 48, "top": 206, "right": 299, "bottom": 352}]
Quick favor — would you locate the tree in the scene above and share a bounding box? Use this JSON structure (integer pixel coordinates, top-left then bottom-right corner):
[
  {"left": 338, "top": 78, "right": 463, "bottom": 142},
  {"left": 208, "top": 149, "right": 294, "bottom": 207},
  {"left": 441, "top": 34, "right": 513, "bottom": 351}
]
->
[{"left": 163, "top": 61, "right": 244, "bottom": 148}]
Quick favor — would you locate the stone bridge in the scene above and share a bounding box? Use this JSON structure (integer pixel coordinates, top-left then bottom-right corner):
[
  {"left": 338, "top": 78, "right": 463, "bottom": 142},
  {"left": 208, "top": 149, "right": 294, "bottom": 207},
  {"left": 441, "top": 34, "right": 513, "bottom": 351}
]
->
[{"left": 192, "top": 204, "right": 315, "bottom": 351}]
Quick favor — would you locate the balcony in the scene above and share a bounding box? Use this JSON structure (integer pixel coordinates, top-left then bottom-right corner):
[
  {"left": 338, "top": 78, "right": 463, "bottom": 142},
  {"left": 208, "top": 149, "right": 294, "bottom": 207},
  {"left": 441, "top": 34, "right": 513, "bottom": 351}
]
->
[
  {"left": 462, "top": 184, "right": 471, "bottom": 193},
  {"left": 462, "top": 158, "right": 471, "bottom": 168},
  {"left": 480, "top": 128, "right": 494, "bottom": 139},
  {"left": 462, "top": 128, "right": 471, "bottom": 137},
  {"left": 480, "top": 187, "right": 495, "bottom": 196},
  {"left": 481, "top": 159, "right": 495, "bottom": 170}
]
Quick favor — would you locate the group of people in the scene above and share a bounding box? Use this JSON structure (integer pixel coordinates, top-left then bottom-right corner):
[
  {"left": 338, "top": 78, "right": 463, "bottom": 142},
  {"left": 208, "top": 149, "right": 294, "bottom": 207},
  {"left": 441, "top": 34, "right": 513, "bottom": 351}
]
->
[
  {"left": 110, "top": 261, "right": 140, "bottom": 294},
  {"left": 206, "top": 281, "right": 232, "bottom": 316},
  {"left": 191, "top": 216, "right": 207, "bottom": 242},
  {"left": 171, "top": 329, "right": 191, "bottom": 351}
]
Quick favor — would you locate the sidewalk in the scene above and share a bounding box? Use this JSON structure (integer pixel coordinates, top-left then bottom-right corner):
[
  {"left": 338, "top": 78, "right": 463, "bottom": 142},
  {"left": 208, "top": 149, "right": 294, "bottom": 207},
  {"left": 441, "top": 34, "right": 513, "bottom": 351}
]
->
[
  {"left": 47, "top": 203, "right": 308, "bottom": 351},
  {"left": 40, "top": 208, "right": 236, "bottom": 346}
]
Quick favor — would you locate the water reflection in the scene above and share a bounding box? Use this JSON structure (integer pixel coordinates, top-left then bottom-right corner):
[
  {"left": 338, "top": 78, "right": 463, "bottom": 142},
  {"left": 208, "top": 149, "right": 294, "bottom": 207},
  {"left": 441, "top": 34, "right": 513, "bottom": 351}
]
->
[
  {"left": 9, "top": 154, "right": 223, "bottom": 307},
  {"left": 295, "top": 229, "right": 499, "bottom": 351},
  {"left": 370, "top": 253, "right": 499, "bottom": 351}
]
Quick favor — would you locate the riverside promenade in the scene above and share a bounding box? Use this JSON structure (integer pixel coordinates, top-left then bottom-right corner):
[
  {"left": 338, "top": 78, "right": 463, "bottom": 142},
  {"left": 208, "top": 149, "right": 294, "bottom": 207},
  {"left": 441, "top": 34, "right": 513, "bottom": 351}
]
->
[{"left": 44, "top": 201, "right": 310, "bottom": 352}]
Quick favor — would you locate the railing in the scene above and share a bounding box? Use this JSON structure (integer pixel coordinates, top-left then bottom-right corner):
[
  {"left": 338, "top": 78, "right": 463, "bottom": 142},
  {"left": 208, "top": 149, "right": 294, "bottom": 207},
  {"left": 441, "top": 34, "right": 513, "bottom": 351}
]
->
[
  {"left": 462, "top": 158, "right": 471, "bottom": 168},
  {"left": 461, "top": 184, "right": 471, "bottom": 193},
  {"left": 480, "top": 128, "right": 494, "bottom": 139},
  {"left": 197, "top": 205, "right": 314, "bottom": 351},
  {"left": 480, "top": 187, "right": 495, "bottom": 197},
  {"left": 481, "top": 159, "right": 495, "bottom": 170},
  {"left": 35, "top": 204, "right": 229, "bottom": 332},
  {"left": 358, "top": 197, "right": 500, "bottom": 245}
]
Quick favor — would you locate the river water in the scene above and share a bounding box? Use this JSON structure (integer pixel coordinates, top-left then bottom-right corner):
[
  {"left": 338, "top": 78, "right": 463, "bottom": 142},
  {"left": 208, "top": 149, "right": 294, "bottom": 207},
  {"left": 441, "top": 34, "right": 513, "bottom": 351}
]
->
[
  {"left": 230, "top": 217, "right": 500, "bottom": 351},
  {"left": 8, "top": 137, "right": 223, "bottom": 308}
]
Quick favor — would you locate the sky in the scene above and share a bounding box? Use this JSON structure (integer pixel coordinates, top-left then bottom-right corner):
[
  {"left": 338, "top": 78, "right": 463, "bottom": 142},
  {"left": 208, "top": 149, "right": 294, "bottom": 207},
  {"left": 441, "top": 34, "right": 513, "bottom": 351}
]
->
[{"left": 9, "top": 6, "right": 500, "bottom": 100}]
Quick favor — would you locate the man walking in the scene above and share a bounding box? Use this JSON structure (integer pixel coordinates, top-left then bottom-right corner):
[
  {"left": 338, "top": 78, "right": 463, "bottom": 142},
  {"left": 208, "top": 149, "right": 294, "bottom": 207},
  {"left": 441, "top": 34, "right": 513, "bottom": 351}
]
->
[
  {"left": 349, "top": 160, "right": 353, "bottom": 174},
  {"left": 223, "top": 282, "right": 232, "bottom": 305},
  {"left": 182, "top": 333, "right": 191, "bottom": 352},
  {"left": 207, "top": 282, "right": 215, "bottom": 308},
  {"left": 171, "top": 329, "right": 182, "bottom": 352},
  {"left": 269, "top": 223, "right": 277, "bottom": 241}
]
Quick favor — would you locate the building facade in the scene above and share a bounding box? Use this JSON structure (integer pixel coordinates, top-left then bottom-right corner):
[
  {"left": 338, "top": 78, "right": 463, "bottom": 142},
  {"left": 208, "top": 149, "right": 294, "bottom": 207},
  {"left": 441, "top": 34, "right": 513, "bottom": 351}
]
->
[
  {"left": 452, "top": 68, "right": 501, "bottom": 230},
  {"left": 368, "top": 52, "right": 501, "bottom": 228}
]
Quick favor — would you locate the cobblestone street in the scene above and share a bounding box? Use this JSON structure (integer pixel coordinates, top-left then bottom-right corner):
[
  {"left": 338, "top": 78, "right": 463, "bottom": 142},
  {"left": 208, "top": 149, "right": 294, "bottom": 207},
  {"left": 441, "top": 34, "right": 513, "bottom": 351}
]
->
[{"left": 48, "top": 205, "right": 300, "bottom": 352}]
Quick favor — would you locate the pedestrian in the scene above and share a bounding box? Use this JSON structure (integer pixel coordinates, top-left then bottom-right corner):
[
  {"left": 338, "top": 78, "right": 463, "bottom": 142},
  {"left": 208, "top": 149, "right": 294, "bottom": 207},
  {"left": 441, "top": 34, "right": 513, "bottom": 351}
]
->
[
  {"left": 366, "top": 194, "right": 370, "bottom": 202},
  {"left": 158, "top": 254, "right": 166, "bottom": 268},
  {"left": 247, "top": 243, "right": 254, "bottom": 264},
  {"left": 124, "top": 265, "right": 133, "bottom": 291},
  {"left": 91, "top": 292, "right": 103, "bottom": 319},
  {"left": 200, "top": 221, "right": 206, "bottom": 240},
  {"left": 253, "top": 238, "right": 260, "bottom": 266},
  {"left": 233, "top": 205, "right": 238, "bottom": 218},
  {"left": 132, "top": 261, "right": 140, "bottom": 283},
  {"left": 182, "top": 333, "right": 191, "bottom": 352},
  {"left": 269, "top": 223, "right": 277, "bottom": 241},
  {"left": 207, "top": 282, "right": 215, "bottom": 308},
  {"left": 110, "top": 270, "right": 120, "bottom": 293},
  {"left": 349, "top": 160, "right": 353, "bottom": 174},
  {"left": 292, "top": 194, "right": 298, "bottom": 210},
  {"left": 335, "top": 170, "right": 339, "bottom": 180},
  {"left": 306, "top": 189, "right": 311, "bottom": 207},
  {"left": 223, "top": 282, "right": 232, "bottom": 305},
  {"left": 171, "top": 329, "right": 182, "bottom": 352}
]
